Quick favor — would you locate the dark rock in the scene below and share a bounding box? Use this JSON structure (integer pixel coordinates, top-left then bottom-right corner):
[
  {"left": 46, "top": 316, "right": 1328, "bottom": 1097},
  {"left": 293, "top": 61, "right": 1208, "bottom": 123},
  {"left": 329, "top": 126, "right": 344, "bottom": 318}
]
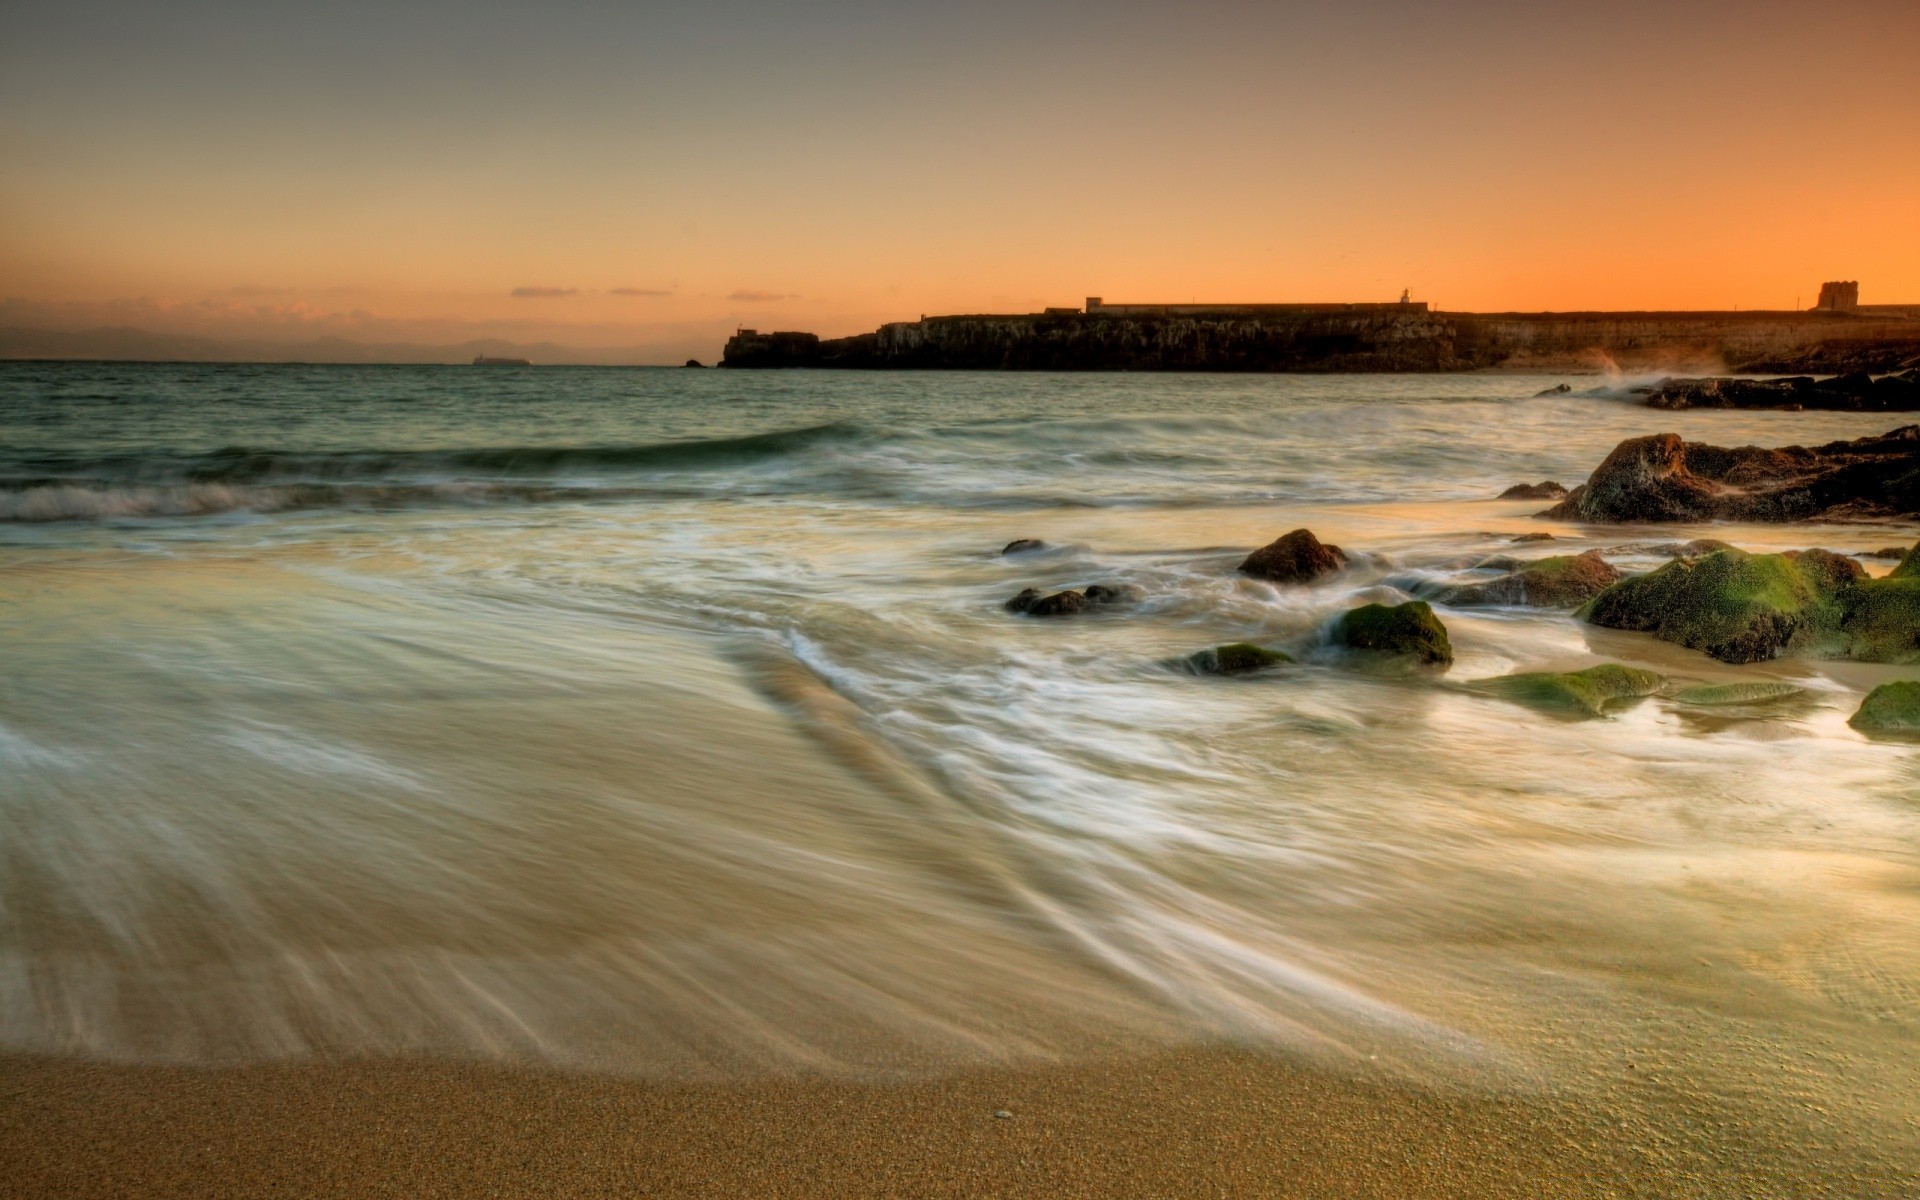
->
[
  {"left": 1581, "top": 546, "right": 1920, "bottom": 664},
  {"left": 682, "top": 358, "right": 705, "bottom": 368},
  {"left": 1183, "top": 642, "right": 1294, "bottom": 676},
  {"left": 1240, "top": 529, "right": 1347, "bottom": 584},
  {"left": 1510, "top": 532, "right": 1556, "bottom": 543},
  {"left": 1333, "top": 601, "right": 1453, "bottom": 667},
  {"left": 1004, "top": 588, "right": 1043, "bottom": 613},
  {"left": 1642, "top": 371, "right": 1920, "bottom": 413},
  {"left": 1499, "top": 481, "right": 1569, "bottom": 500},
  {"left": 1023, "top": 590, "right": 1090, "bottom": 617},
  {"left": 1534, "top": 383, "right": 1573, "bottom": 396},
  {"left": 1002, "top": 538, "right": 1048, "bottom": 555},
  {"left": 1861, "top": 546, "right": 1911, "bottom": 560},
  {"left": 1544, "top": 426, "right": 1920, "bottom": 523},
  {"left": 1440, "top": 550, "right": 1622, "bottom": 608},
  {"left": 1082, "top": 583, "right": 1144, "bottom": 606},
  {"left": 1850, "top": 681, "right": 1920, "bottom": 731},
  {"left": 1466, "top": 664, "right": 1662, "bottom": 718}
]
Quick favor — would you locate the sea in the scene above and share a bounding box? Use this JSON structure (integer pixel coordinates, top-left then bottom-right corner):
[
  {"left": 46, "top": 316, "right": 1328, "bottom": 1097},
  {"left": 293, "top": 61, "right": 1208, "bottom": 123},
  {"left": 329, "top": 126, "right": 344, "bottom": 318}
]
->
[{"left": 2, "top": 362, "right": 1917, "bottom": 1169}]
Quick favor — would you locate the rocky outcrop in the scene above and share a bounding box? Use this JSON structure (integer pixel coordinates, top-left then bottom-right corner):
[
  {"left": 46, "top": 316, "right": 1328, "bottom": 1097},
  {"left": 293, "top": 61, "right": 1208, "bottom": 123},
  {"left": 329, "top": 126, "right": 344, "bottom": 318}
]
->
[
  {"left": 1850, "top": 681, "right": 1920, "bottom": 731},
  {"left": 1239, "top": 529, "right": 1347, "bottom": 584},
  {"left": 1181, "top": 643, "right": 1294, "bottom": 676},
  {"left": 1440, "top": 550, "right": 1621, "bottom": 607},
  {"left": 1580, "top": 547, "right": 1920, "bottom": 664},
  {"left": 1499, "top": 480, "right": 1569, "bottom": 500},
  {"left": 1333, "top": 601, "right": 1453, "bottom": 667},
  {"left": 1641, "top": 371, "right": 1920, "bottom": 412},
  {"left": 1543, "top": 426, "right": 1920, "bottom": 523},
  {"left": 1002, "top": 539, "right": 1048, "bottom": 555},
  {"left": 1466, "top": 664, "right": 1662, "bottom": 718}
]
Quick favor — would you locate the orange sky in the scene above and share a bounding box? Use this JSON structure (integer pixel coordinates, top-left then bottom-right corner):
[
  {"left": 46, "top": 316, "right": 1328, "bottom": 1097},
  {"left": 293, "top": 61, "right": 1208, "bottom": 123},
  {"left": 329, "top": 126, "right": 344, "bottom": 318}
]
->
[{"left": 3, "top": 0, "right": 1917, "bottom": 360}]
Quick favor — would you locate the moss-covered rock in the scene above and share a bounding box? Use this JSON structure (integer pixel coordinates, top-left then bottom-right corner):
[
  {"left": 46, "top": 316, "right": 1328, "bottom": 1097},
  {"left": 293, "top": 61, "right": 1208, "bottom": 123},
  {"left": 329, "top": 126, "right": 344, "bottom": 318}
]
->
[
  {"left": 1671, "top": 681, "right": 1806, "bottom": 705},
  {"left": 1467, "top": 664, "right": 1663, "bottom": 718},
  {"left": 1848, "top": 681, "right": 1920, "bottom": 731},
  {"left": 1581, "top": 549, "right": 1844, "bottom": 663},
  {"left": 1182, "top": 642, "right": 1294, "bottom": 676},
  {"left": 1333, "top": 601, "right": 1452, "bottom": 667},
  {"left": 1581, "top": 546, "right": 1920, "bottom": 664},
  {"left": 1891, "top": 542, "right": 1920, "bottom": 579},
  {"left": 1835, "top": 574, "right": 1920, "bottom": 662},
  {"left": 1440, "top": 550, "right": 1622, "bottom": 607}
]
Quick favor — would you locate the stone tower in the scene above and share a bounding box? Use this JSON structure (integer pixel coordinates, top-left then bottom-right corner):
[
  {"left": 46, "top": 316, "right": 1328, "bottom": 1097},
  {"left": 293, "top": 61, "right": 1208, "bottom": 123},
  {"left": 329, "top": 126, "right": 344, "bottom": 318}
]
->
[{"left": 1815, "top": 281, "right": 1860, "bottom": 312}]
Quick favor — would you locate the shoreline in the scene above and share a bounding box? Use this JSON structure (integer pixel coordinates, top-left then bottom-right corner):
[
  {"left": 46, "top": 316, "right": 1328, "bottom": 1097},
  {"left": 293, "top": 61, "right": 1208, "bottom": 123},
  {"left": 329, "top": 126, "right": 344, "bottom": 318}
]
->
[{"left": 6, "top": 1044, "right": 1910, "bottom": 1198}]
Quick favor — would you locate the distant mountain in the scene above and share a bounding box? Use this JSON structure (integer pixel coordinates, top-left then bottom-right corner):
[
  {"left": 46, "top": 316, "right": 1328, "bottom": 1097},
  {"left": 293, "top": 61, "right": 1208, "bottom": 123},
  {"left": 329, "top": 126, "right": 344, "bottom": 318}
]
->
[{"left": 0, "top": 326, "right": 706, "bottom": 366}]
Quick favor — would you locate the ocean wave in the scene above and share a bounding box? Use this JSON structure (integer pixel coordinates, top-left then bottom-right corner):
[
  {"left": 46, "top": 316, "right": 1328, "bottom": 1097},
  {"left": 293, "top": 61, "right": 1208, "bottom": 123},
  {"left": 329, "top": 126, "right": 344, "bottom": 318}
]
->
[
  {"left": 0, "top": 481, "right": 635, "bottom": 521},
  {"left": 1, "top": 421, "right": 866, "bottom": 488}
]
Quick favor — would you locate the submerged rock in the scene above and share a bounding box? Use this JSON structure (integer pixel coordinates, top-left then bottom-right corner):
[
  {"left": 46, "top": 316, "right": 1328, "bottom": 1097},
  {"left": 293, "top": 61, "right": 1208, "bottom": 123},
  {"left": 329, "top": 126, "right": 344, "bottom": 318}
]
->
[
  {"left": 1004, "top": 587, "right": 1043, "bottom": 613},
  {"left": 1333, "top": 600, "right": 1452, "bottom": 667},
  {"left": 1581, "top": 546, "right": 1920, "bottom": 664},
  {"left": 1510, "top": 532, "right": 1556, "bottom": 543},
  {"left": 1182, "top": 642, "right": 1294, "bottom": 676},
  {"left": 1006, "top": 582, "right": 1140, "bottom": 617},
  {"left": 1672, "top": 681, "right": 1806, "bottom": 705},
  {"left": 1467, "top": 664, "right": 1662, "bottom": 718},
  {"left": 1605, "top": 538, "right": 1739, "bottom": 559},
  {"left": 1440, "top": 550, "right": 1621, "bottom": 608},
  {"left": 1239, "top": 529, "right": 1347, "bottom": 584},
  {"left": 1542, "top": 426, "right": 1920, "bottom": 523},
  {"left": 1534, "top": 383, "right": 1573, "bottom": 397},
  {"left": 1849, "top": 681, "right": 1920, "bottom": 731},
  {"left": 1002, "top": 538, "right": 1048, "bottom": 555},
  {"left": 1023, "top": 590, "right": 1090, "bottom": 617},
  {"left": 1499, "top": 480, "right": 1569, "bottom": 500}
]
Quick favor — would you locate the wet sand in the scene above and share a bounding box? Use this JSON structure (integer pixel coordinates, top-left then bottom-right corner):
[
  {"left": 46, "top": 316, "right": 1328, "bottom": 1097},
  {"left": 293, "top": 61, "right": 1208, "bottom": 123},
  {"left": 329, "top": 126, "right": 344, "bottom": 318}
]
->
[{"left": 4, "top": 1045, "right": 1909, "bottom": 1198}]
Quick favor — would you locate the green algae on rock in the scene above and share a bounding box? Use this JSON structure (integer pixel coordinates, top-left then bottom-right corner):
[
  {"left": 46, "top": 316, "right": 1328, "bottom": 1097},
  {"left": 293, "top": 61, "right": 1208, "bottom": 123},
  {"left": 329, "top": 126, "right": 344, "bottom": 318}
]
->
[
  {"left": 1440, "top": 550, "right": 1621, "bottom": 608},
  {"left": 1672, "top": 681, "right": 1807, "bottom": 705},
  {"left": 1181, "top": 643, "right": 1294, "bottom": 676},
  {"left": 1848, "top": 681, "right": 1920, "bottom": 731},
  {"left": 1576, "top": 547, "right": 1919, "bottom": 665},
  {"left": 1467, "top": 664, "right": 1663, "bottom": 718},
  {"left": 1333, "top": 601, "right": 1452, "bottom": 667},
  {"left": 1891, "top": 543, "right": 1920, "bottom": 579}
]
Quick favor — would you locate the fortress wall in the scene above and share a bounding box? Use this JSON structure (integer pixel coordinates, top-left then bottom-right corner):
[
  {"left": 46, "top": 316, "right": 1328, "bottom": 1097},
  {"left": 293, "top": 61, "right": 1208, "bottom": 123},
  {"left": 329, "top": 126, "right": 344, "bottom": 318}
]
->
[{"left": 726, "top": 309, "right": 1919, "bottom": 372}]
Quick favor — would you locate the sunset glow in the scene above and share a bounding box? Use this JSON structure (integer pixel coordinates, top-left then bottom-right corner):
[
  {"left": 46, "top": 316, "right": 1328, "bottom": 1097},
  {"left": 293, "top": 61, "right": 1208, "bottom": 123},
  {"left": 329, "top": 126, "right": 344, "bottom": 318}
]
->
[{"left": 4, "top": 0, "right": 1918, "bottom": 360}]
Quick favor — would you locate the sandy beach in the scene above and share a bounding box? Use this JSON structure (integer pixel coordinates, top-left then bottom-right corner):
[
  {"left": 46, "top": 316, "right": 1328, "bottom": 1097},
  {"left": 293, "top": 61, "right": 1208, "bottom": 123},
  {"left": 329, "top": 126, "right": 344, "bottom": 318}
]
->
[{"left": 6, "top": 1043, "right": 1912, "bottom": 1198}]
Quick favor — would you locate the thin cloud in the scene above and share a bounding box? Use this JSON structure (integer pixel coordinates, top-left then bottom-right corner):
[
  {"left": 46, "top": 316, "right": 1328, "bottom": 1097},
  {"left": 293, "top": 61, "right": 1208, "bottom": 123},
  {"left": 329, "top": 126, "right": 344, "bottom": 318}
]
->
[
  {"left": 610, "top": 287, "right": 672, "bottom": 297},
  {"left": 726, "top": 289, "right": 796, "bottom": 302},
  {"left": 510, "top": 286, "right": 578, "bottom": 299}
]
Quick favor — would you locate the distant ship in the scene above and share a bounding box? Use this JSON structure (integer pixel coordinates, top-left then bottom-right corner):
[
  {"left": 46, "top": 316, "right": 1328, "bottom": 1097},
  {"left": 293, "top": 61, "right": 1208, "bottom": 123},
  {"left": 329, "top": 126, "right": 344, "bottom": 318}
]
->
[{"left": 472, "top": 355, "right": 533, "bottom": 366}]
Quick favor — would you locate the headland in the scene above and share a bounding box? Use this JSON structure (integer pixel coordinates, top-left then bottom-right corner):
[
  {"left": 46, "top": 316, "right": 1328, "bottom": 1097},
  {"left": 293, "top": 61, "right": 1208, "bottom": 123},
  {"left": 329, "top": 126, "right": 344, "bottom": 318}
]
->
[{"left": 723, "top": 285, "right": 1920, "bottom": 373}]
